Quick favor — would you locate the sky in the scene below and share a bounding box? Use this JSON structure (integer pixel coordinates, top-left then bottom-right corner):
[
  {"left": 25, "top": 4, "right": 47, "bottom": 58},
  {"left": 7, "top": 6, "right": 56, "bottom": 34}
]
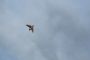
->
[{"left": 0, "top": 0, "right": 90, "bottom": 60}]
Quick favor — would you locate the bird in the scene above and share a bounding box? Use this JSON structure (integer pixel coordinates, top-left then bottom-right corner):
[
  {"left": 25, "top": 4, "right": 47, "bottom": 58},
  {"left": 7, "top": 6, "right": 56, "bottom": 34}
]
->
[{"left": 26, "top": 24, "right": 34, "bottom": 32}]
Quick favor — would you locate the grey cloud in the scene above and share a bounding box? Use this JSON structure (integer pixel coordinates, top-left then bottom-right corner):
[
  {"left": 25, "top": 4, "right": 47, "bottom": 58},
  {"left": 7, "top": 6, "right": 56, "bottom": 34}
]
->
[{"left": 34, "top": 1, "right": 90, "bottom": 60}]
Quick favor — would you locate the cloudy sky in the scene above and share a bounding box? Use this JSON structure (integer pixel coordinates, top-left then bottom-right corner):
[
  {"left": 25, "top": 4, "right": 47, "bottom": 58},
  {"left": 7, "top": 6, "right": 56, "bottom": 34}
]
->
[{"left": 0, "top": 0, "right": 90, "bottom": 60}]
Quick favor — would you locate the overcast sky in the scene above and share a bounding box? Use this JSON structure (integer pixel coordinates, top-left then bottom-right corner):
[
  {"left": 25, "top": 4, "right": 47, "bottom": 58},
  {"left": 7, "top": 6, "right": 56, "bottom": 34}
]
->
[{"left": 0, "top": 0, "right": 90, "bottom": 60}]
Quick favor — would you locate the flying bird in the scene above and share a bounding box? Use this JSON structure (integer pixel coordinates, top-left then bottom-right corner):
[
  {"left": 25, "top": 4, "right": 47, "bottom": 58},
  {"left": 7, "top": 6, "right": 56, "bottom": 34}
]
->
[{"left": 26, "top": 24, "right": 34, "bottom": 32}]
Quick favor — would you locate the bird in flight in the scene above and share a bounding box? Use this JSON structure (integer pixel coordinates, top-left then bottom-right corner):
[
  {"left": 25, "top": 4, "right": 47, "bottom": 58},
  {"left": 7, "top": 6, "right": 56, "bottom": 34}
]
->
[{"left": 26, "top": 24, "right": 34, "bottom": 32}]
